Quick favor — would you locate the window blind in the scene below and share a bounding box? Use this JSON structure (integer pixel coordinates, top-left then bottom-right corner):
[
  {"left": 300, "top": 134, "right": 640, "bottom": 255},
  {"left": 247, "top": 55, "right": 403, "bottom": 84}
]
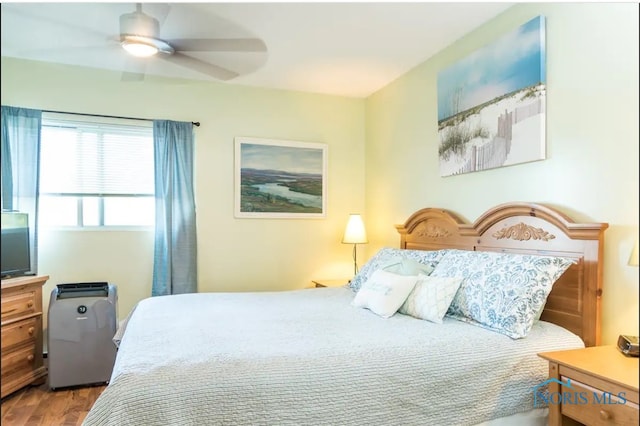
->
[{"left": 40, "top": 114, "right": 154, "bottom": 196}]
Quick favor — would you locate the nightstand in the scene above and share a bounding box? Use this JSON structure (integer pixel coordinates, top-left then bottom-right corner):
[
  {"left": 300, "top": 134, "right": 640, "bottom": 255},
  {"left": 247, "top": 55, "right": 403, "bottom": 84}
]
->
[
  {"left": 538, "top": 346, "right": 639, "bottom": 426},
  {"left": 311, "top": 279, "right": 350, "bottom": 288}
]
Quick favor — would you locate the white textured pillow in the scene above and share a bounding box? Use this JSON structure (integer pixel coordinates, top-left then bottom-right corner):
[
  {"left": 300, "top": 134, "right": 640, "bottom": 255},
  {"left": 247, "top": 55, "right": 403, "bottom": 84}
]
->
[
  {"left": 398, "top": 275, "right": 464, "bottom": 324},
  {"left": 352, "top": 269, "right": 419, "bottom": 318}
]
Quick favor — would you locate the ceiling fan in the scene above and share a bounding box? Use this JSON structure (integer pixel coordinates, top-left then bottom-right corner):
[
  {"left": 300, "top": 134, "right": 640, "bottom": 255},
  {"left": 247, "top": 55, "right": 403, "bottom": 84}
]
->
[{"left": 116, "top": 3, "right": 267, "bottom": 81}]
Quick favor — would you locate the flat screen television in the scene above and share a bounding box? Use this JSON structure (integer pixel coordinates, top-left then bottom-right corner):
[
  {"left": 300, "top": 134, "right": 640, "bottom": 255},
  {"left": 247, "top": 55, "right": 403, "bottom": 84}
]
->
[{"left": 1, "top": 211, "right": 32, "bottom": 279}]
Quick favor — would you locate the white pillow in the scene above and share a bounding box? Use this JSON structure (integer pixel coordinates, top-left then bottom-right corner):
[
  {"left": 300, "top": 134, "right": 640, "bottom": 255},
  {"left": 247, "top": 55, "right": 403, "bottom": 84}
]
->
[
  {"left": 352, "top": 269, "right": 419, "bottom": 318},
  {"left": 398, "top": 275, "right": 464, "bottom": 324}
]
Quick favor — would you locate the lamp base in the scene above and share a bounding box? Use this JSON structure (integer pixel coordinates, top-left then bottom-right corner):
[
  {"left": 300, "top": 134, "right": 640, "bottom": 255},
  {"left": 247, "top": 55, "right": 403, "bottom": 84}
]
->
[{"left": 352, "top": 244, "right": 359, "bottom": 276}]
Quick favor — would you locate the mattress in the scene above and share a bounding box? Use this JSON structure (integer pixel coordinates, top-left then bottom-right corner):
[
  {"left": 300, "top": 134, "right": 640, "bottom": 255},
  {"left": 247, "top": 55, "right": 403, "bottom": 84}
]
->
[{"left": 83, "top": 287, "right": 584, "bottom": 426}]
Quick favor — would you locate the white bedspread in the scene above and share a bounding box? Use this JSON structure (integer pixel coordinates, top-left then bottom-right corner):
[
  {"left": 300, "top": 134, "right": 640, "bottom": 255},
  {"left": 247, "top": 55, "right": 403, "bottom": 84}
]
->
[{"left": 83, "top": 287, "right": 584, "bottom": 426}]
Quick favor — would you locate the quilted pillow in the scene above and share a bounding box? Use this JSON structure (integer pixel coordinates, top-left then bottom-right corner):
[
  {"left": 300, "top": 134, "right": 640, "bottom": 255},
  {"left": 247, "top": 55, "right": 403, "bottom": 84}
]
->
[
  {"left": 398, "top": 275, "right": 464, "bottom": 324},
  {"left": 351, "top": 269, "right": 419, "bottom": 318},
  {"left": 430, "top": 249, "right": 574, "bottom": 339},
  {"left": 349, "top": 248, "right": 448, "bottom": 292}
]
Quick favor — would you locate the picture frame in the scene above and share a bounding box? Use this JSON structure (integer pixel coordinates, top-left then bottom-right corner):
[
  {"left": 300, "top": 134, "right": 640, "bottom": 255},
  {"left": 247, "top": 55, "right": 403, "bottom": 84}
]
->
[
  {"left": 437, "top": 15, "right": 546, "bottom": 177},
  {"left": 234, "top": 137, "right": 327, "bottom": 218}
]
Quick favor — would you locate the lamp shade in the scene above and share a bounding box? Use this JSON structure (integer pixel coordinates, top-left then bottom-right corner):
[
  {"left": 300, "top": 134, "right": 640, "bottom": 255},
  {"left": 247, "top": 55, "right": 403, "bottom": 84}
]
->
[
  {"left": 342, "top": 214, "right": 368, "bottom": 244},
  {"left": 630, "top": 239, "right": 639, "bottom": 267}
]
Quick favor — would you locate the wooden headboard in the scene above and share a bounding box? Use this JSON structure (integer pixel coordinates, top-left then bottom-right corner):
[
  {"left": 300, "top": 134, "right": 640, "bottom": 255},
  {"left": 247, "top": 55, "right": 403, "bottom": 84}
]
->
[{"left": 395, "top": 202, "right": 608, "bottom": 347}]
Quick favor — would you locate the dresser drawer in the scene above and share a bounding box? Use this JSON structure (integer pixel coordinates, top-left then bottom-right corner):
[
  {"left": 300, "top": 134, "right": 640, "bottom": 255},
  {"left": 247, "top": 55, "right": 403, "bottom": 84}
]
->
[
  {"left": 561, "top": 378, "right": 639, "bottom": 426},
  {"left": 1, "top": 289, "right": 37, "bottom": 322},
  {"left": 1, "top": 343, "right": 38, "bottom": 379},
  {"left": 1, "top": 317, "right": 38, "bottom": 351}
]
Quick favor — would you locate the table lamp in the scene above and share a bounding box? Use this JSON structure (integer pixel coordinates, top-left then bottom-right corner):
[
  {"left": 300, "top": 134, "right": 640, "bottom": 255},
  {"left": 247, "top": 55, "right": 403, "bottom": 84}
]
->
[{"left": 342, "top": 214, "right": 368, "bottom": 276}]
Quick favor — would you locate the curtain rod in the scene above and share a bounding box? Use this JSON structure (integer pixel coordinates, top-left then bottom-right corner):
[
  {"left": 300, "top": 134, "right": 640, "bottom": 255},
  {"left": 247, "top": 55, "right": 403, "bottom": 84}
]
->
[{"left": 42, "top": 109, "right": 200, "bottom": 127}]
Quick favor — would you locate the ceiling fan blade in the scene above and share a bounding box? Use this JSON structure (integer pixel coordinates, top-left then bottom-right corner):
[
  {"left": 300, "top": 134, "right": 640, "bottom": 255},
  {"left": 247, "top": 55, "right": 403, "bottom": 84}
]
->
[
  {"left": 166, "top": 38, "right": 267, "bottom": 53},
  {"left": 2, "top": 3, "right": 111, "bottom": 41},
  {"left": 159, "top": 52, "right": 239, "bottom": 81}
]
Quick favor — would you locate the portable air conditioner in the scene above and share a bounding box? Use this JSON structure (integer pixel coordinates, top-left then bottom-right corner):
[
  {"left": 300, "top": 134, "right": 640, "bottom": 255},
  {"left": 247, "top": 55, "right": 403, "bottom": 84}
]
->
[{"left": 47, "top": 282, "right": 118, "bottom": 390}]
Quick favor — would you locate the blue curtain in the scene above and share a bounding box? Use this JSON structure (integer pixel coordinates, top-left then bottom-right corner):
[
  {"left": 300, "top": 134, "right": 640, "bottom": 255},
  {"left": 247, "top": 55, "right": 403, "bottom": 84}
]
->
[
  {"left": 0, "top": 106, "right": 42, "bottom": 274},
  {"left": 152, "top": 120, "right": 197, "bottom": 295}
]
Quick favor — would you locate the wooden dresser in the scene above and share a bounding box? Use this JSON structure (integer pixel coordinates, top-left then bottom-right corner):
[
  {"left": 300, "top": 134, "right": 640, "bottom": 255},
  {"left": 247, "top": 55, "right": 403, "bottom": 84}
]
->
[{"left": 1, "top": 275, "right": 49, "bottom": 398}]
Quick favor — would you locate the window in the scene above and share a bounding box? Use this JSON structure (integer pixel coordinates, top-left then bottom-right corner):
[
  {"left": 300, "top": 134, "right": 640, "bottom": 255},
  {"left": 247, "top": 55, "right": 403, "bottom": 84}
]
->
[{"left": 39, "top": 113, "right": 154, "bottom": 227}]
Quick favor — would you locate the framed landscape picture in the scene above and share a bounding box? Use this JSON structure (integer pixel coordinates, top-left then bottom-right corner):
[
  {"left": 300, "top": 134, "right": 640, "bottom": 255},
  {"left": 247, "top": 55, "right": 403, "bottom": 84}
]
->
[
  {"left": 437, "top": 15, "right": 546, "bottom": 177},
  {"left": 234, "top": 137, "right": 327, "bottom": 218}
]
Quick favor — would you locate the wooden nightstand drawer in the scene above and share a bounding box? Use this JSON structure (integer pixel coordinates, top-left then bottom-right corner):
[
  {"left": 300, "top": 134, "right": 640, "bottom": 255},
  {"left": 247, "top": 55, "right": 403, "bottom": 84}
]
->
[
  {"left": 560, "top": 376, "right": 639, "bottom": 426},
  {"left": 1, "top": 290, "right": 37, "bottom": 322},
  {"left": 1, "top": 317, "right": 38, "bottom": 351}
]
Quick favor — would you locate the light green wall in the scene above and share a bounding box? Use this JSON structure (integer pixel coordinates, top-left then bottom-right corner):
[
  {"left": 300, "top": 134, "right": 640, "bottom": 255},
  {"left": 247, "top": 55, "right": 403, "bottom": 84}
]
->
[
  {"left": 365, "top": 2, "right": 639, "bottom": 344},
  {"left": 0, "top": 58, "right": 366, "bottom": 328}
]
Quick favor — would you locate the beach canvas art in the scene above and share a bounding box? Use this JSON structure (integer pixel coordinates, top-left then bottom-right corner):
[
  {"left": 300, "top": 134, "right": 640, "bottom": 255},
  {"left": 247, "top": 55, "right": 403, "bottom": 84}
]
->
[
  {"left": 437, "top": 15, "right": 546, "bottom": 177},
  {"left": 234, "top": 137, "right": 327, "bottom": 218}
]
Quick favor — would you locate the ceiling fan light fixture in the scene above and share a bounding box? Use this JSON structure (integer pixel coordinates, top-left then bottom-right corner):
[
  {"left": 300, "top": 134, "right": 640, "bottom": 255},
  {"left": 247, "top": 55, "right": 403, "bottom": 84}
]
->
[{"left": 122, "top": 39, "right": 159, "bottom": 57}]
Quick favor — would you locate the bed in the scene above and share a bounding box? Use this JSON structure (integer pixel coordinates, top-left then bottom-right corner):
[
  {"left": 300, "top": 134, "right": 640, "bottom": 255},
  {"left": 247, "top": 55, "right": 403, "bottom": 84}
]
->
[{"left": 82, "top": 202, "right": 608, "bottom": 426}]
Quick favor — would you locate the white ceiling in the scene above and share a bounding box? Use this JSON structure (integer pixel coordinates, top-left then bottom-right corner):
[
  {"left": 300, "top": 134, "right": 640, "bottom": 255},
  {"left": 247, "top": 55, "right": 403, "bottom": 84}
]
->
[{"left": 0, "top": 2, "right": 514, "bottom": 98}]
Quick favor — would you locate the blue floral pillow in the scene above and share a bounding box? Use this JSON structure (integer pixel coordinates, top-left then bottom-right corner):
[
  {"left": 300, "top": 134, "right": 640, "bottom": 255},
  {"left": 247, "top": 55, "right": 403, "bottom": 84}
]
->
[
  {"left": 429, "top": 249, "right": 574, "bottom": 339},
  {"left": 348, "top": 248, "right": 449, "bottom": 292}
]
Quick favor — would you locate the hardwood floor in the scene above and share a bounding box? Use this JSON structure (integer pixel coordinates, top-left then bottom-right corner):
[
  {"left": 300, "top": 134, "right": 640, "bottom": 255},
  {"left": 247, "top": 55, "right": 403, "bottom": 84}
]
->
[{"left": 0, "top": 382, "right": 105, "bottom": 426}]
